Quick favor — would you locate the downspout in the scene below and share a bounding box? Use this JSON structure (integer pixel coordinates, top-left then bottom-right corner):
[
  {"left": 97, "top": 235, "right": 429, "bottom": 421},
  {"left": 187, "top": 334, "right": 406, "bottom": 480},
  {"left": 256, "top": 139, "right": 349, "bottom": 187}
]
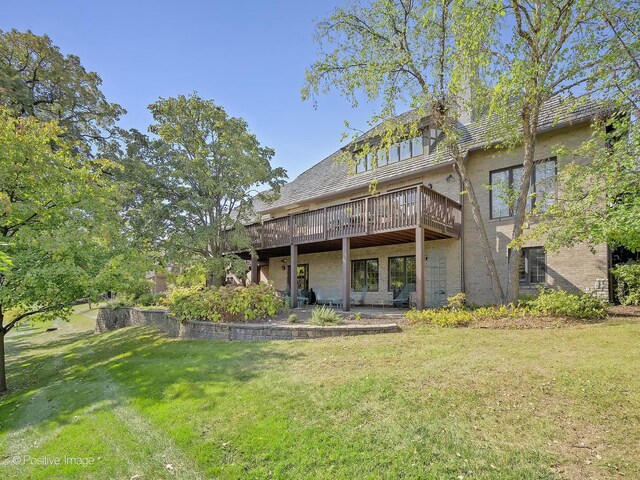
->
[{"left": 457, "top": 165, "right": 466, "bottom": 295}]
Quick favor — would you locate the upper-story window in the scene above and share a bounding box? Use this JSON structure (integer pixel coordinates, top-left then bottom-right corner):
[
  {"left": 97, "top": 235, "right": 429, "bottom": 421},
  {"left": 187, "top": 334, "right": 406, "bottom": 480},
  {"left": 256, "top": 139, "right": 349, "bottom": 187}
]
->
[
  {"left": 490, "top": 157, "right": 557, "bottom": 219},
  {"left": 355, "top": 135, "right": 424, "bottom": 173}
]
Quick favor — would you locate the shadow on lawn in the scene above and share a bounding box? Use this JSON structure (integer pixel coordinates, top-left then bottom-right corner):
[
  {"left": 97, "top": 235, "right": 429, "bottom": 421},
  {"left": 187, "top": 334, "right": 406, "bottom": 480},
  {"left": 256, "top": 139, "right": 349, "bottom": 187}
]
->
[{"left": 1, "top": 326, "right": 303, "bottom": 438}]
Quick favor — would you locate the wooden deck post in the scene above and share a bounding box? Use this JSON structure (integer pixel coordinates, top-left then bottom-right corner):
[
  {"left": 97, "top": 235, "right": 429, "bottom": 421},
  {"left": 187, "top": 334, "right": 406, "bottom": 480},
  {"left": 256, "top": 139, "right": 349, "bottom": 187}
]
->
[
  {"left": 342, "top": 237, "right": 351, "bottom": 311},
  {"left": 415, "top": 226, "right": 425, "bottom": 310},
  {"left": 290, "top": 244, "right": 298, "bottom": 309},
  {"left": 250, "top": 254, "right": 258, "bottom": 284},
  {"left": 364, "top": 197, "right": 369, "bottom": 234}
]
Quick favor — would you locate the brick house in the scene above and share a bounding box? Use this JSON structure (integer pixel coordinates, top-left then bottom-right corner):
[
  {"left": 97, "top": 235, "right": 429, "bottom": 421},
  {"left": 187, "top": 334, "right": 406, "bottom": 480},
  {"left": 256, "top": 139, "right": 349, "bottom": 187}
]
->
[{"left": 238, "top": 98, "right": 610, "bottom": 309}]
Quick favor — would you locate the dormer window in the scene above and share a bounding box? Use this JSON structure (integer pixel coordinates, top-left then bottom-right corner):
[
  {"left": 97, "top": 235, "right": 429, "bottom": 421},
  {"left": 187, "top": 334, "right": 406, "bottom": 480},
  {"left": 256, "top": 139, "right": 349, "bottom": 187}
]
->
[
  {"left": 389, "top": 145, "right": 400, "bottom": 164},
  {"left": 355, "top": 155, "right": 368, "bottom": 173},
  {"left": 355, "top": 134, "right": 424, "bottom": 173}
]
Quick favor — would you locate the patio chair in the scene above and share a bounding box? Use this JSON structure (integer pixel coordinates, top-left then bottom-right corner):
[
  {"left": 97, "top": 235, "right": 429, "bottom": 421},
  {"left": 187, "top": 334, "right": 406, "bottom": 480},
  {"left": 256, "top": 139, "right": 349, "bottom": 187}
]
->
[
  {"left": 392, "top": 283, "right": 417, "bottom": 309},
  {"left": 326, "top": 288, "right": 343, "bottom": 308},
  {"left": 315, "top": 288, "right": 327, "bottom": 305},
  {"left": 298, "top": 289, "right": 309, "bottom": 307},
  {"left": 350, "top": 285, "right": 368, "bottom": 306}
]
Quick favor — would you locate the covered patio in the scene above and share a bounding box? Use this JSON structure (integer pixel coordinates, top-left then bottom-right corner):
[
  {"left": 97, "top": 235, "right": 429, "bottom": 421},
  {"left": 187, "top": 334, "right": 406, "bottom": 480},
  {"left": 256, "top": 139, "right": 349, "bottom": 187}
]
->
[{"left": 242, "top": 184, "right": 462, "bottom": 311}]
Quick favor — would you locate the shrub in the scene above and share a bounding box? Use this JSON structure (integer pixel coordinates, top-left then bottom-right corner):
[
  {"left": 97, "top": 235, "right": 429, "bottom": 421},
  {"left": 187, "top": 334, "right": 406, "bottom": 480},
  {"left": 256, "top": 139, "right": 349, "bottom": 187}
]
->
[
  {"left": 447, "top": 292, "right": 467, "bottom": 310},
  {"left": 117, "top": 279, "right": 156, "bottom": 304},
  {"left": 288, "top": 313, "right": 299, "bottom": 323},
  {"left": 310, "top": 306, "right": 342, "bottom": 325},
  {"left": 135, "top": 292, "right": 166, "bottom": 307},
  {"left": 528, "top": 288, "right": 608, "bottom": 319},
  {"left": 164, "top": 283, "right": 283, "bottom": 322},
  {"left": 406, "top": 304, "right": 529, "bottom": 327},
  {"left": 406, "top": 308, "right": 473, "bottom": 327},
  {"left": 611, "top": 261, "right": 640, "bottom": 305}
]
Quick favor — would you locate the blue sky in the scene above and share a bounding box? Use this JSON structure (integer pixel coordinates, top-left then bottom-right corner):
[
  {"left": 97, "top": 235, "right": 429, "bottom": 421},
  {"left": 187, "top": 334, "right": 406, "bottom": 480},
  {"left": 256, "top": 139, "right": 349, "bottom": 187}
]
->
[{"left": 1, "top": 0, "right": 380, "bottom": 180}]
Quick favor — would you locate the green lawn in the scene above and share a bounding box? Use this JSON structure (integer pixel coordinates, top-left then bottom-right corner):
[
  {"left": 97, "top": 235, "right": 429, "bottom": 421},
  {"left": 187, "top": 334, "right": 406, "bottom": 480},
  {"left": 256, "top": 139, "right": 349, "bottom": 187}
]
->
[{"left": 1, "top": 306, "right": 639, "bottom": 479}]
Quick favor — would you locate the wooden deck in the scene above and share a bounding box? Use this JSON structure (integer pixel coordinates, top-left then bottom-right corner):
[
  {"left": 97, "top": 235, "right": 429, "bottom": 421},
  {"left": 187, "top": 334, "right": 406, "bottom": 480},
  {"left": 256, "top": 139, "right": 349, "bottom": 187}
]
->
[{"left": 244, "top": 185, "right": 461, "bottom": 252}]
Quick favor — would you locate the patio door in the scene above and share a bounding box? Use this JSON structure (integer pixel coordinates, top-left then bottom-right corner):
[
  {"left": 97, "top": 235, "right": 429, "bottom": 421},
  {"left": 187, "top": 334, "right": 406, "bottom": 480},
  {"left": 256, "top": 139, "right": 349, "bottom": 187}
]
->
[
  {"left": 428, "top": 257, "right": 447, "bottom": 307},
  {"left": 287, "top": 264, "right": 309, "bottom": 292}
]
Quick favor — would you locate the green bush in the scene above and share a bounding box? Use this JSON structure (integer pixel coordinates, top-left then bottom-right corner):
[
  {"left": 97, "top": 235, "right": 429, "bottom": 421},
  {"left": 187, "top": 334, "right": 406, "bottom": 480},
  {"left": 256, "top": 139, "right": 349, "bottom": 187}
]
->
[
  {"left": 288, "top": 313, "right": 299, "bottom": 324},
  {"left": 406, "top": 304, "right": 529, "bottom": 327},
  {"left": 310, "top": 306, "right": 342, "bottom": 326},
  {"left": 118, "top": 279, "right": 155, "bottom": 304},
  {"left": 611, "top": 261, "right": 640, "bottom": 305},
  {"left": 135, "top": 292, "right": 166, "bottom": 307},
  {"left": 164, "top": 283, "right": 283, "bottom": 322},
  {"left": 528, "top": 288, "right": 608, "bottom": 319},
  {"left": 406, "top": 308, "right": 473, "bottom": 327}
]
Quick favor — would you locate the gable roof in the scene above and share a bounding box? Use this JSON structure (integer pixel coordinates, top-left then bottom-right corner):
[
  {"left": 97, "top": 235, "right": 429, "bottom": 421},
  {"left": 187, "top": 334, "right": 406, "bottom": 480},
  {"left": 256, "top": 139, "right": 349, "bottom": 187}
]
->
[{"left": 254, "top": 97, "right": 607, "bottom": 214}]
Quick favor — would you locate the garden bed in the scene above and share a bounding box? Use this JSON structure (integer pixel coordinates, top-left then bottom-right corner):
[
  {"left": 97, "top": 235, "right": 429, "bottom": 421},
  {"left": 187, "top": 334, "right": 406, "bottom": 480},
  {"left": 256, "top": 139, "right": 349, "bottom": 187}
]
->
[{"left": 95, "top": 307, "right": 402, "bottom": 341}]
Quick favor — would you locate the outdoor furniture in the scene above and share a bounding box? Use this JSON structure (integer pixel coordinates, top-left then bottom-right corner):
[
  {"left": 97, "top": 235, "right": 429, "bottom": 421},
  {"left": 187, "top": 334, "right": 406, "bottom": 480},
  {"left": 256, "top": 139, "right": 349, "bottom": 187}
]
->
[
  {"left": 315, "top": 288, "right": 327, "bottom": 305},
  {"left": 377, "top": 291, "right": 394, "bottom": 309},
  {"left": 350, "top": 285, "right": 368, "bottom": 306},
  {"left": 326, "top": 288, "right": 343, "bottom": 308},
  {"left": 284, "top": 289, "right": 309, "bottom": 308},
  {"left": 392, "top": 283, "right": 417, "bottom": 308}
]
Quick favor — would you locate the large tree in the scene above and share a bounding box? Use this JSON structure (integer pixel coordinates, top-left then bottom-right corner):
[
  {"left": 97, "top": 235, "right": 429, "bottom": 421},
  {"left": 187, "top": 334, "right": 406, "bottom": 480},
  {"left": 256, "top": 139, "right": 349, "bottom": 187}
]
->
[
  {"left": 304, "top": 0, "right": 618, "bottom": 304},
  {"left": 304, "top": 0, "right": 507, "bottom": 303},
  {"left": 531, "top": 1, "right": 640, "bottom": 254},
  {"left": 0, "top": 109, "right": 129, "bottom": 392},
  {"left": 122, "top": 94, "right": 287, "bottom": 285},
  {"left": 0, "top": 29, "right": 124, "bottom": 150}
]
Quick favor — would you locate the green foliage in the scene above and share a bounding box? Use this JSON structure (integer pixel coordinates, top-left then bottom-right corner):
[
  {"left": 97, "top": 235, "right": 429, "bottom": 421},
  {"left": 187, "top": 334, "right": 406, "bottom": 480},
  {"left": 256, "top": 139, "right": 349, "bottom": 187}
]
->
[
  {"left": 409, "top": 287, "right": 609, "bottom": 326},
  {"left": 118, "top": 94, "right": 287, "bottom": 283},
  {"left": 611, "top": 261, "right": 640, "bottom": 306},
  {"left": 92, "top": 250, "right": 157, "bottom": 303},
  {"left": 527, "top": 289, "right": 608, "bottom": 320},
  {"left": 0, "top": 250, "right": 11, "bottom": 271},
  {"left": 354, "top": 312, "right": 362, "bottom": 322},
  {"left": 532, "top": 120, "right": 640, "bottom": 253},
  {"left": 112, "top": 286, "right": 166, "bottom": 309},
  {"left": 0, "top": 29, "right": 124, "bottom": 150},
  {"left": 406, "top": 304, "right": 529, "bottom": 327},
  {"left": 309, "top": 306, "right": 342, "bottom": 326},
  {"left": 304, "top": 0, "right": 637, "bottom": 305},
  {"left": 0, "top": 109, "right": 126, "bottom": 328},
  {"left": 164, "top": 283, "right": 282, "bottom": 323},
  {"left": 446, "top": 292, "right": 467, "bottom": 310},
  {"left": 288, "top": 313, "right": 299, "bottom": 324}
]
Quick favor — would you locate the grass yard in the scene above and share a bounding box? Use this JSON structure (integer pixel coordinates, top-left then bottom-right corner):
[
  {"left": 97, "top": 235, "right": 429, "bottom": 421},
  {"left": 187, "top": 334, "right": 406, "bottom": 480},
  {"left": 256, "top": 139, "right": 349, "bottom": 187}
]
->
[{"left": 0, "top": 306, "right": 639, "bottom": 479}]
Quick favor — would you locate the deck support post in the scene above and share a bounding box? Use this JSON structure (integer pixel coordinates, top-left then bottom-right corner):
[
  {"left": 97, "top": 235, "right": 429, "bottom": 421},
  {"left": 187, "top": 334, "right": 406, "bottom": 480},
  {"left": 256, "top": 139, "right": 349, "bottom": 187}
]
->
[
  {"left": 415, "top": 227, "right": 425, "bottom": 310},
  {"left": 250, "top": 254, "right": 258, "bottom": 284},
  {"left": 290, "top": 244, "right": 298, "bottom": 309},
  {"left": 342, "top": 237, "right": 351, "bottom": 311}
]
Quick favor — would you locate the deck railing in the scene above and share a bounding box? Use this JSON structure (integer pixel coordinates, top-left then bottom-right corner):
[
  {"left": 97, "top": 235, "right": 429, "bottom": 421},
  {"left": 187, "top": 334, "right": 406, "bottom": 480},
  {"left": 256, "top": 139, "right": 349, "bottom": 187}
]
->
[{"left": 244, "top": 185, "right": 461, "bottom": 250}]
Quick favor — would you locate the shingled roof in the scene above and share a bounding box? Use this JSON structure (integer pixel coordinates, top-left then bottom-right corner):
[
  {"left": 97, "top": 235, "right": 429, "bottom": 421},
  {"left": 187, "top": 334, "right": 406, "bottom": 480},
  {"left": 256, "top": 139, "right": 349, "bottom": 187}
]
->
[{"left": 253, "top": 97, "right": 606, "bottom": 214}]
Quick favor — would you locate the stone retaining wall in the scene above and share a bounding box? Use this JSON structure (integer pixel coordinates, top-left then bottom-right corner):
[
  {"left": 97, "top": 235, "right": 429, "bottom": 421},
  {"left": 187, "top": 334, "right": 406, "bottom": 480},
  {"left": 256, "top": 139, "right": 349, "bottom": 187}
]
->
[{"left": 96, "top": 307, "right": 401, "bottom": 341}]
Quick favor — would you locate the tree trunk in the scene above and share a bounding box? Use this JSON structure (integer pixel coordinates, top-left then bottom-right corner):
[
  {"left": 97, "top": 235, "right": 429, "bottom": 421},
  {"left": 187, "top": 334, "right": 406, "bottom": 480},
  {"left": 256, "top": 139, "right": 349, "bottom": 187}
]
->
[
  {"left": 455, "top": 159, "right": 506, "bottom": 304},
  {"left": 0, "top": 309, "right": 7, "bottom": 393},
  {"left": 506, "top": 111, "right": 539, "bottom": 304},
  {"left": 206, "top": 274, "right": 225, "bottom": 287}
]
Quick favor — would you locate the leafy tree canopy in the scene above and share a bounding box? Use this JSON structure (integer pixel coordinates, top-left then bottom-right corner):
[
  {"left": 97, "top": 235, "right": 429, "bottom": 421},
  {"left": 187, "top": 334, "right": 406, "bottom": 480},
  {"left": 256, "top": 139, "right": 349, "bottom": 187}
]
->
[
  {"left": 120, "top": 93, "right": 287, "bottom": 284},
  {"left": 0, "top": 108, "right": 130, "bottom": 327},
  {"left": 303, "top": 0, "right": 639, "bottom": 303},
  {"left": 0, "top": 29, "right": 125, "bottom": 150},
  {"left": 0, "top": 107, "right": 153, "bottom": 392}
]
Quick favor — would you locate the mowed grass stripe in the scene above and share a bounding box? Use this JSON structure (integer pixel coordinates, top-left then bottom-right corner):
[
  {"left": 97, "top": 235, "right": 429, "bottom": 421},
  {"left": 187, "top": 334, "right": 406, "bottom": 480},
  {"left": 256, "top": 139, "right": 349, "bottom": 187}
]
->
[{"left": 0, "top": 306, "right": 639, "bottom": 478}]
